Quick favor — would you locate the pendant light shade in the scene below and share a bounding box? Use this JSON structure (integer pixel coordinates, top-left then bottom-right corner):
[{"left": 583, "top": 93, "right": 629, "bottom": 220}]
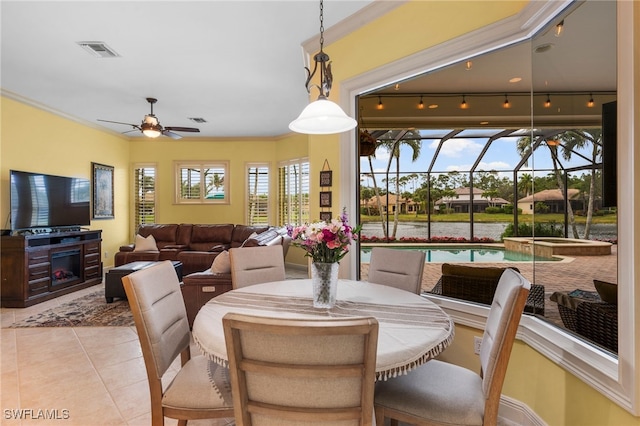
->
[
  {"left": 289, "top": 0, "right": 356, "bottom": 135},
  {"left": 289, "top": 97, "right": 357, "bottom": 134}
]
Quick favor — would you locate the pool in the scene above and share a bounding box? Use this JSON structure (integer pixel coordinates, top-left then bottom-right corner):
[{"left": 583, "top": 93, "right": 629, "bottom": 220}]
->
[{"left": 360, "top": 245, "right": 560, "bottom": 263}]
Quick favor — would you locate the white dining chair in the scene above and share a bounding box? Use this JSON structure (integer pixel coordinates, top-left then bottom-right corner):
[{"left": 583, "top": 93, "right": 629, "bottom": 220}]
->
[
  {"left": 122, "top": 260, "right": 234, "bottom": 426},
  {"left": 229, "top": 245, "right": 286, "bottom": 289},
  {"left": 223, "top": 312, "right": 379, "bottom": 426},
  {"left": 374, "top": 268, "right": 531, "bottom": 426},
  {"left": 367, "top": 247, "right": 426, "bottom": 294}
]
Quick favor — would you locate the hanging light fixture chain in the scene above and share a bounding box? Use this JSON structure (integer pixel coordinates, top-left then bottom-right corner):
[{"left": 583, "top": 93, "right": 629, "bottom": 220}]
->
[{"left": 319, "top": 0, "right": 325, "bottom": 49}]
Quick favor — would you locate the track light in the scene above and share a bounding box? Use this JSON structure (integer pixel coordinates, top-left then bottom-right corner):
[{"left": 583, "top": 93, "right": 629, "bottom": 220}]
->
[
  {"left": 587, "top": 94, "right": 595, "bottom": 108},
  {"left": 555, "top": 20, "right": 564, "bottom": 37},
  {"left": 417, "top": 96, "right": 425, "bottom": 110},
  {"left": 288, "top": 0, "right": 357, "bottom": 134},
  {"left": 460, "top": 95, "right": 468, "bottom": 109},
  {"left": 465, "top": 60, "right": 472, "bottom": 71},
  {"left": 376, "top": 96, "right": 384, "bottom": 110},
  {"left": 503, "top": 94, "right": 511, "bottom": 109},
  {"left": 544, "top": 94, "right": 551, "bottom": 108}
]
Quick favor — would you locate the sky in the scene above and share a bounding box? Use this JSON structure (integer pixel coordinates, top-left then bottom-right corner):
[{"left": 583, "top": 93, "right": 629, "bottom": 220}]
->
[{"left": 359, "top": 128, "right": 599, "bottom": 189}]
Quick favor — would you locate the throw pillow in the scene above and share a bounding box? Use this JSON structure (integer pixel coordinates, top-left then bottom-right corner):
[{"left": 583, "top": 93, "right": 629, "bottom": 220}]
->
[
  {"left": 211, "top": 250, "right": 231, "bottom": 274},
  {"left": 133, "top": 234, "right": 159, "bottom": 252},
  {"left": 594, "top": 279, "right": 617, "bottom": 304},
  {"left": 240, "top": 232, "right": 259, "bottom": 247}
]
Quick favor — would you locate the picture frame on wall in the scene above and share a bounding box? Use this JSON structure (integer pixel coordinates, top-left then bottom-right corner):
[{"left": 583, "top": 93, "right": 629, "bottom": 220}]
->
[
  {"left": 319, "top": 170, "right": 333, "bottom": 187},
  {"left": 92, "top": 162, "right": 114, "bottom": 219},
  {"left": 319, "top": 191, "right": 332, "bottom": 208},
  {"left": 319, "top": 211, "right": 333, "bottom": 222}
]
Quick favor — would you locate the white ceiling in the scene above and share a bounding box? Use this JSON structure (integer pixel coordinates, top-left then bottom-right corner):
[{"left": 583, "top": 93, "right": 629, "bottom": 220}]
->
[
  {"left": 1, "top": 0, "right": 374, "bottom": 139},
  {"left": 1, "top": 1, "right": 616, "bottom": 139}
]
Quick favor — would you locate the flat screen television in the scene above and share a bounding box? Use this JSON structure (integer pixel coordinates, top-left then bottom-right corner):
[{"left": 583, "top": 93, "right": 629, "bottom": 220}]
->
[{"left": 10, "top": 170, "right": 91, "bottom": 231}]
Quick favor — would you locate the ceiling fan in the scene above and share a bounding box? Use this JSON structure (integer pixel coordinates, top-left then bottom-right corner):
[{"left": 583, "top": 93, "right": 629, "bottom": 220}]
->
[{"left": 97, "top": 97, "right": 200, "bottom": 139}]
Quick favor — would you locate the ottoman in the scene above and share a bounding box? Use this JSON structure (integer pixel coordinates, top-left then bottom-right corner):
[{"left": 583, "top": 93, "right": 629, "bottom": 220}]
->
[{"left": 105, "top": 260, "right": 183, "bottom": 303}]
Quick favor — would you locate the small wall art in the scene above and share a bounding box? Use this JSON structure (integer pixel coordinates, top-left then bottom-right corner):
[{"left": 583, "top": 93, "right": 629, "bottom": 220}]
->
[
  {"left": 319, "top": 191, "right": 332, "bottom": 208},
  {"left": 92, "top": 162, "right": 114, "bottom": 219}
]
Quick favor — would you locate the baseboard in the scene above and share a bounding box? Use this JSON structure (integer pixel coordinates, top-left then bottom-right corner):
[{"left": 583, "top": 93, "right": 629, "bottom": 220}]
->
[{"left": 500, "top": 395, "right": 547, "bottom": 426}]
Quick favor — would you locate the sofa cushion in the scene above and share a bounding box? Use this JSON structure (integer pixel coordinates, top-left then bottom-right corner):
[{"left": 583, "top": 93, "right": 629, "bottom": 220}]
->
[
  {"left": 189, "top": 224, "right": 234, "bottom": 251},
  {"left": 230, "top": 225, "right": 270, "bottom": 248},
  {"left": 594, "top": 279, "right": 617, "bottom": 304},
  {"left": 240, "top": 232, "right": 258, "bottom": 247},
  {"left": 133, "top": 234, "right": 159, "bottom": 252},
  {"left": 211, "top": 250, "right": 231, "bottom": 274},
  {"left": 138, "top": 224, "right": 178, "bottom": 242},
  {"left": 242, "top": 229, "right": 280, "bottom": 247}
]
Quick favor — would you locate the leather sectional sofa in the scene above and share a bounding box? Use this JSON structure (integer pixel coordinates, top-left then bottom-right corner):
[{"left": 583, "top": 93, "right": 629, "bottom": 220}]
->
[
  {"left": 114, "top": 223, "right": 288, "bottom": 275},
  {"left": 114, "top": 223, "right": 291, "bottom": 326}
]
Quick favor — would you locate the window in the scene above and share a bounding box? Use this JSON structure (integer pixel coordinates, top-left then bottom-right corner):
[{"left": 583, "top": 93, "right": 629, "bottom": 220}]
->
[
  {"left": 133, "top": 164, "right": 156, "bottom": 230},
  {"left": 246, "top": 163, "right": 270, "bottom": 225},
  {"left": 278, "top": 159, "right": 310, "bottom": 226},
  {"left": 175, "top": 161, "right": 229, "bottom": 204}
]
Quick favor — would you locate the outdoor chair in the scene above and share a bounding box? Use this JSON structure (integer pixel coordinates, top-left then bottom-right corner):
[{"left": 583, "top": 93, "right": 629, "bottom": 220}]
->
[
  {"left": 122, "top": 260, "right": 234, "bottom": 426},
  {"left": 430, "top": 263, "right": 545, "bottom": 315},
  {"left": 374, "top": 268, "right": 531, "bottom": 426},
  {"left": 223, "top": 313, "right": 379, "bottom": 426},
  {"left": 367, "top": 247, "right": 426, "bottom": 294},
  {"left": 229, "top": 245, "right": 286, "bottom": 289}
]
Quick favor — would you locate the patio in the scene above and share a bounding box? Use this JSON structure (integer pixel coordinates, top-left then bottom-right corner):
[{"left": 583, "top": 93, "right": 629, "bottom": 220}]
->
[{"left": 360, "top": 244, "right": 618, "bottom": 329}]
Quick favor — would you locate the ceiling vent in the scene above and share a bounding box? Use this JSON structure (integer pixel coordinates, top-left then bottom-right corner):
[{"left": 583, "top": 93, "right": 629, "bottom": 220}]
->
[
  {"left": 189, "top": 117, "right": 207, "bottom": 123},
  {"left": 76, "top": 42, "right": 120, "bottom": 58}
]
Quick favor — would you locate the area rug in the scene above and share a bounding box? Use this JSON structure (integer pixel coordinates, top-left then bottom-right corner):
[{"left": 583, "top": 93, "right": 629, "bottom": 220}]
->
[{"left": 8, "top": 290, "right": 133, "bottom": 328}]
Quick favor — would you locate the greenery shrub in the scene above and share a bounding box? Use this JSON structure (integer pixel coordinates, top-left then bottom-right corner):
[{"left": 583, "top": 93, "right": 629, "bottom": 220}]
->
[
  {"left": 485, "top": 207, "right": 502, "bottom": 214},
  {"left": 534, "top": 202, "right": 550, "bottom": 214},
  {"left": 501, "top": 221, "right": 563, "bottom": 239}
]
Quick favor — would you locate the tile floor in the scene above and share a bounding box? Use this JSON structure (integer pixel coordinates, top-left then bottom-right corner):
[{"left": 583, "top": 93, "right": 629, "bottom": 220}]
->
[
  {"left": 1, "top": 251, "right": 617, "bottom": 425},
  {"left": 0, "top": 267, "right": 310, "bottom": 426}
]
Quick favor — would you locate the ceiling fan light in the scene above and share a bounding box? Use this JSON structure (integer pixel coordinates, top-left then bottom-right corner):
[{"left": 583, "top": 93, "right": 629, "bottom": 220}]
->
[
  {"left": 289, "top": 97, "right": 357, "bottom": 135},
  {"left": 141, "top": 122, "right": 162, "bottom": 138}
]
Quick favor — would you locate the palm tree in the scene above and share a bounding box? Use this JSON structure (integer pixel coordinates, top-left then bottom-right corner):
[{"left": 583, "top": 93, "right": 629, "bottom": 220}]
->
[
  {"left": 377, "top": 131, "right": 422, "bottom": 238},
  {"left": 517, "top": 135, "right": 580, "bottom": 238},
  {"left": 557, "top": 130, "right": 602, "bottom": 239},
  {"left": 518, "top": 173, "right": 533, "bottom": 198}
]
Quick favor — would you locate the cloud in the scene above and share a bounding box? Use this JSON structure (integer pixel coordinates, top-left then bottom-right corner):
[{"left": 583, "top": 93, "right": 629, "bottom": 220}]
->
[{"left": 429, "top": 138, "right": 483, "bottom": 158}]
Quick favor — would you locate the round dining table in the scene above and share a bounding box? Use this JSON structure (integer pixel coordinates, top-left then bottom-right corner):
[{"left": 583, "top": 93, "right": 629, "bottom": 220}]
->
[{"left": 192, "top": 279, "right": 455, "bottom": 381}]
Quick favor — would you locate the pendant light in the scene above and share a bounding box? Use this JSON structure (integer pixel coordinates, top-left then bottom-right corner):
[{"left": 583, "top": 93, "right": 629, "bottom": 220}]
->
[{"left": 288, "top": 0, "right": 357, "bottom": 135}]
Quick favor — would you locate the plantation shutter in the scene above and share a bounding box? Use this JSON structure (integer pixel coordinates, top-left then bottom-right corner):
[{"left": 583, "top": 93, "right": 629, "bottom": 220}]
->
[
  {"left": 247, "top": 165, "right": 269, "bottom": 225},
  {"left": 133, "top": 165, "right": 156, "bottom": 230},
  {"left": 278, "top": 160, "right": 310, "bottom": 226}
]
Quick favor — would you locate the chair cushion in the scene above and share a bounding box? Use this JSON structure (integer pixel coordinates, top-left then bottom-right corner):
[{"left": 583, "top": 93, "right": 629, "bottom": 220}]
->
[
  {"left": 594, "top": 279, "right": 617, "bottom": 304},
  {"left": 133, "top": 234, "right": 159, "bottom": 252},
  {"left": 375, "top": 360, "right": 484, "bottom": 425},
  {"left": 163, "top": 356, "right": 233, "bottom": 410},
  {"left": 211, "top": 251, "right": 231, "bottom": 274}
]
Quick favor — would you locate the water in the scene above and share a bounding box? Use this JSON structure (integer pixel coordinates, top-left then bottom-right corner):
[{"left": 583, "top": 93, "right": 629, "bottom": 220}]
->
[
  {"left": 360, "top": 246, "right": 558, "bottom": 263},
  {"left": 361, "top": 222, "right": 618, "bottom": 241}
]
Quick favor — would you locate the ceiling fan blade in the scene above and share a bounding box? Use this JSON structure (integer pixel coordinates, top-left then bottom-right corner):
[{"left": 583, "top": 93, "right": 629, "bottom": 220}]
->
[
  {"left": 164, "top": 126, "right": 200, "bottom": 133},
  {"left": 162, "top": 130, "right": 183, "bottom": 140},
  {"left": 97, "top": 119, "right": 140, "bottom": 129}
]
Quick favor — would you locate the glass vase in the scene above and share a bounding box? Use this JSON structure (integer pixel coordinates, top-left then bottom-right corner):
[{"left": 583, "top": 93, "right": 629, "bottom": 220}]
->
[{"left": 310, "top": 262, "right": 339, "bottom": 308}]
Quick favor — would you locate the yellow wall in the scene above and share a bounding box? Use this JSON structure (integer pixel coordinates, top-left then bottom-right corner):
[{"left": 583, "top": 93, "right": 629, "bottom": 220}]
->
[
  {"left": 1, "top": 97, "right": 130, "bottom": 268},
  {"left": 444, "top": 325, "right": 639, "bottom": 425},
  {"left": 2, "top": 1, "right": 638, "bottom": 424}
]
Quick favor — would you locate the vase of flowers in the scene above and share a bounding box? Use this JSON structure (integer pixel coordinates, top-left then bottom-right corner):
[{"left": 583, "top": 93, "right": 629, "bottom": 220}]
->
[{"left": 288, "top": 209, "right": 360, "bottom": 308}]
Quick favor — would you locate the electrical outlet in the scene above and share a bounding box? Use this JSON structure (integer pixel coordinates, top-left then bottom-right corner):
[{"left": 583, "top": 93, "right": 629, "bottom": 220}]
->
[
  {"left": 104, "top": 251, "right": 108, "bottom": 259},
  {"left": 474, "top": 336, "right": 482, "bottom": 355}
]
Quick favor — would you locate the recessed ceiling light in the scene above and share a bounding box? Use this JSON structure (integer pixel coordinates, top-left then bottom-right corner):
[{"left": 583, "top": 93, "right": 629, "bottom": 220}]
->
[
  {"left": 480, "top": 121, "right": 489, "bottom": 125},
  {"left": 509, "top": 77, "right": 522, "bottom": 83},
  {"left": 534, "top": 43, "right": 554, "bottom": 53},
  {"left": 428, "top": 104, "right": 438, "bottom": 109}
]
